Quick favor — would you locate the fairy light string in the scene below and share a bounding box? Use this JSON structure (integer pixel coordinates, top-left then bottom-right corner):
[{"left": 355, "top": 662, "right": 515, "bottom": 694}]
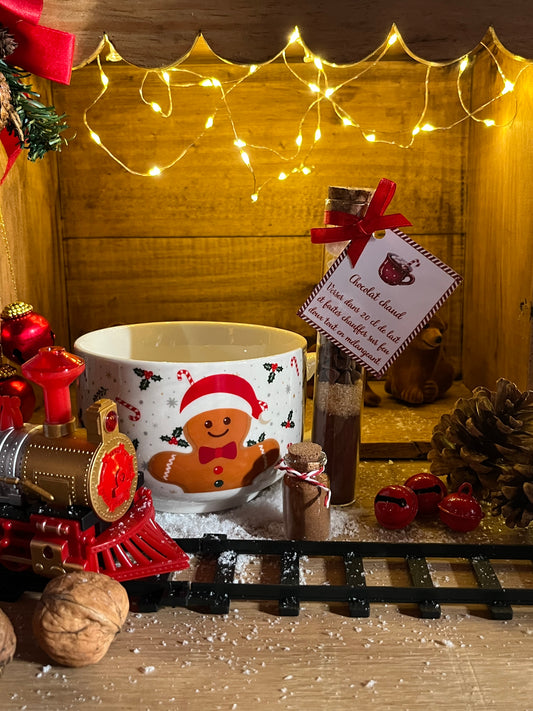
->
[{"left": 82, "top": 25, "right": 529, "bottom": 201}]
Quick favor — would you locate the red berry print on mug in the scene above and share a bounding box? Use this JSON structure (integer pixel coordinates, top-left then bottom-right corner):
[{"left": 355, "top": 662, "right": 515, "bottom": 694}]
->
[
  {"left": 134, "top": 367, "right": 162, "bottom": 390},
  {"left": 148, "top": 370, "right": 280, "bottom": 493},
  {"left": 160, "top": 425, "right": 189, "bottom": 448},
  {"left": 264, "top": 362, "right": 283, "bottom": 383},
  {"left": 281, "top": 410, "right": 296, "bottom": 429}
]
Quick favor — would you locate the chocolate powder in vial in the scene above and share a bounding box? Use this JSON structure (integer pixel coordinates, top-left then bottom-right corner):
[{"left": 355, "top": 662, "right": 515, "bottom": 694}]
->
[
  {"left": 311, "top": 186, "right": 373, "bottom": 505},
  {"left": 282, "top": 441, "right": 330, "bottom": 540}
]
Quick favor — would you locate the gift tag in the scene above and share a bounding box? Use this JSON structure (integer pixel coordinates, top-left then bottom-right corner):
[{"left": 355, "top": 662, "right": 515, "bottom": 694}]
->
[{"left": 298, "top": 228, "right": 462, "bottom": 377}]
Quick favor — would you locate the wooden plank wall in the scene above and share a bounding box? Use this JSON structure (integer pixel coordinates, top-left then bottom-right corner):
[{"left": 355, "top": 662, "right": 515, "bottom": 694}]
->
[
  {"left": 464, "top": 50, "right": 533, "bottom": 390},
  {"left": 52, "top": 53, "right": 466, "bottom": 369},
  {"left": 0, "top": 78, "right": 68, "bottom": 348}
]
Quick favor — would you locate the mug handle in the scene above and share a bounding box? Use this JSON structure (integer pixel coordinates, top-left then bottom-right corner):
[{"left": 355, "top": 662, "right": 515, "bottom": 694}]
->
[
  {"left": 306, "top": 351, "right": 317, "bottom": 381},
  {"left": 401, "top": 273, "right": 415, "bottom": 285}
]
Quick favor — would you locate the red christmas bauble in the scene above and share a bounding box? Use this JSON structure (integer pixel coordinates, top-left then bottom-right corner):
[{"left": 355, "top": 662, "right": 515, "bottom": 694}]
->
[
  {"left": 1, "top": 301, "right": 55, "bottom": 364},
  {"left": 374, "top": 484, "right": 418, "bottom": 529},
  {"left": 404, "top": 472, "right": 448, "bottom": 516},
  {"left": 0, "top": 363, "right": 35, "bottom": 421},
  {"left": 438, "top": 482, "right": 484, "bottom": 532}
]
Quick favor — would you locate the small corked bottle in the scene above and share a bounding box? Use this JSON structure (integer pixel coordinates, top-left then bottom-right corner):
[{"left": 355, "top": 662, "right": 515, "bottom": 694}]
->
[
  {"left": 311, "top": 186, "right": 373, "bottom": 505},
  {"left": 281, "top": 441, "right": 330, "bottom": 540}
]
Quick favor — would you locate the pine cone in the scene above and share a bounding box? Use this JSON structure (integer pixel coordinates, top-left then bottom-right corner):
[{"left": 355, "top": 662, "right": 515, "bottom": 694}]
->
[
  {"left": 428, "top": 378, "right": 533, "bottom": 528},
  {"left": 0, "top": 71, "right": 22, "bottom": 139},
  {"left": 0, "top": 26, "right": 17, "bottom": 59}
]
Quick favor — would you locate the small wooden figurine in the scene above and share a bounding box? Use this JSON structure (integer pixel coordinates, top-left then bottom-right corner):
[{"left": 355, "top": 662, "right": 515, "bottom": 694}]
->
[{"left": 384, "top": 313, "right": 454, "bottom": 405}]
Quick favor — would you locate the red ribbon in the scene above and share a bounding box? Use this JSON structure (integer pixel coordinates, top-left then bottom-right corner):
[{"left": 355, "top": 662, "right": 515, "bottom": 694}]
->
[
  {"left": 310, "top": 178, "right": 412, "bottom": 267},
  {"left": 0, "top": 0, "right": 75, "bottom": 84},
  {"left": 0, "top": 0, "right": 75, "bottom": 183},
  {"left": 198, "top": 441, "right": 238, "bottom": 464}
]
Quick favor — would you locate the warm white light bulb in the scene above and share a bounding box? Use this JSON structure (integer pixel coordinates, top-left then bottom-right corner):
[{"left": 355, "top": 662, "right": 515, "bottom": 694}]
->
[
  {"left": 483, "top": 119, "right": 495, "bottom": 127},
  {"left": 162, "top": 71, "right": 170, "bottom": 84},
  {"left": 148, "top": 167, "right": 161, "bottom": 176},
  {"left": 278, "top": 172, "right": 288, "bottom": 180},
  {"left": 364, "top": 133, "right": 376, "bottom": 142},
  {"left": 234, "top": 138, "right": 246, "bottom": 148},
  {"left": 90, "top": 131, "right": 101, "bottom": 145},
  {"left": 421, "top": 123, "right": 436, "bottom": 132},
  {"left": 412, "top": 126, "right": 420, "bottom": 136},
  {"left": 200, "top": 79, "right": 213, "bottom": 87},
  {"left": 314, "top": 128, "right": 321, "bottom": 142},
  {"left": 301, "top": 166, "right": 311, "bottom": 175},
  {"left": 151, "top": 102, "right": 161, "bottom": 113},
  {"left": 249, "top": 65, "right": 258, "bottom": 74},
  {"left": 289, "top": 27, "right": 300, "bottom": 44},
  {"left": 459, "top": 58, "right": 468, "bottom": 73},
  {"left": 205, "top": 116, "right": 214, "bottom": 129},
  {"left": 251, "top": 193, "right": 259, "bottom": 202},
  {"left": 240, "top": 151, "right": 250, "bottom": 166},
  {"left": 388, "top": 33, "right": 398, "bottom": 46},
  {"left": 325, "top": 87, "right": 335, "bottom": 98},
  {"left": 295, "top": 134, "right": 303, "bottom": 146},
  {"left": 100, "top": 72, "right": 109, "bottom": 87},
  {"left": 308, "top": 83, "right": 320, "bottom": 93},
  {"left": 314, "top": 57, "right": 323, "bottom": 71},
  {"left": 342, "top": 117, "right": 353, "bottom": 127},
  {"left": 502, "top": 79, "right": 515, "bottom": 94}
]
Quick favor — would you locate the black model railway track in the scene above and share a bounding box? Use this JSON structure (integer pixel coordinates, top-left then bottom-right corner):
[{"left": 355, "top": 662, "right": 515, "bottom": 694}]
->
[{"left": 4, "top": 535, "right": 533, "bottom": 620}]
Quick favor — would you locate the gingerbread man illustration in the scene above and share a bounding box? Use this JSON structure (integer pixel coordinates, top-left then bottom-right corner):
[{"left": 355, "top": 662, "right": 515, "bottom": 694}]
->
[{"left": 148, "top": 371, "right": 280, "bottom": 493}]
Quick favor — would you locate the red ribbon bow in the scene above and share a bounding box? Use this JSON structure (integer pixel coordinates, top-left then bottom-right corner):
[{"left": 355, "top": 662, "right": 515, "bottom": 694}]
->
[
  {"left": 198, "top": 441, "right": 238, "bottom": 464},
  {"left": 0, "top": 0, "right": 76, "bottom": 183},
  {"left": 0, "top": 0, "right": 75, "bottom": 84},
  {"left": 310, "top": 178, "right": 412, "bottom": 267}
]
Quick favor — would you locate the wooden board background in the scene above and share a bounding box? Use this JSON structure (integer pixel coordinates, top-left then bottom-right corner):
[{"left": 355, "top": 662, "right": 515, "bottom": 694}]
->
[
  {"left": 53, "top": 57, "right": 466, "bottom": 372},
  {"left": 463, "top": 50, "right": 533, "bottom": 390}
]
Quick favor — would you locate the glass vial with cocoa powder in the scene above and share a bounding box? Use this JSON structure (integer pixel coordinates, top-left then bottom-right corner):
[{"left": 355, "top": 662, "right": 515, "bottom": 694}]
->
[
  {"left": 282, "top": 441, "right": 330, "bottom": 540},
  {"left": 311, "top": 186, "right": 373, "bottom": 505}
]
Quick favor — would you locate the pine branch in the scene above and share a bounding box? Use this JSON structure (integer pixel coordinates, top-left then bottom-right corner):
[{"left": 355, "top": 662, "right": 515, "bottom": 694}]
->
[{"left": 0, "top": 59, "right": 69, "bottom": 161}]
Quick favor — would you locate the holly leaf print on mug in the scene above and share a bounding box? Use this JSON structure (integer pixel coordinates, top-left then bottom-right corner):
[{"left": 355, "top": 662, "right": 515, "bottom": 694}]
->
[
  {"left": 246, "top": 431, "right": 266, "bottom": 447},
  {"left": 282, "top": 410, "right": 295, "bottom": 429},
  {"left": 263, "top": 362, "right": 283, "bottom": 383},
  {"left": 93, "top": 386, "right": 108, "bottom": 401},
  {"left": 133, "top": 367, "right": 163, "bottom": 390},
  {"left": 160, "top": 426, "right": 189, "bottom": 448}
]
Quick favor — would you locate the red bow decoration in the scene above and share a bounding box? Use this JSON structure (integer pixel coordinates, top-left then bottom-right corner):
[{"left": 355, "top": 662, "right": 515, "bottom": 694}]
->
[
  {"left": 198, "top": 441, "right": 238, "bottom": 464},
  {"left": 310, "top": 178, "right": 412, "bottom": 267},
  {"left": 0, "top": 0, "right": 75, "bottom": 182},
  {"left": 0, "top": 0, "right": 75, "bottom": 84}
]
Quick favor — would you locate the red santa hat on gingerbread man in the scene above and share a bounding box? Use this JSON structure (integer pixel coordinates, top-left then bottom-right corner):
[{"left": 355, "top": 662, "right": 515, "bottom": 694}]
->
[{"left": 177, "top": 370, "right": 268, "bottom": 422}]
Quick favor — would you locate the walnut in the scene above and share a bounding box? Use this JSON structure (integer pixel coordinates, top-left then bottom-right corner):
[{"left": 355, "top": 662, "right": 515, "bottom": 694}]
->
[
  {"left": 32, "top": 571, "right": 129, "bottom": 667},
  {"left": 0, "top": 608, "right": 16, "bottom": 674}
]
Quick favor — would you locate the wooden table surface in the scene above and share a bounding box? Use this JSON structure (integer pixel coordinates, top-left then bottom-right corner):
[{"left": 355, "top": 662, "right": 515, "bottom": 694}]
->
[{"left": 2, "top": 383, "right": 533, "bottom": 711}]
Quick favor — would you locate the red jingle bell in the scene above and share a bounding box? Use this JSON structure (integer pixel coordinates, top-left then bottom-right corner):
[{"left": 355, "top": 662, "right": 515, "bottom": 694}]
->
[
  {"left": 0, "top": 363, "right": 35, "bottom": 421},
  {"left": 1, "top": 301, "right": 55, "bottom": 364},
  {"left": 438, "top": 482, "right": 484, "bottom": 532},
  {"left": 374, "top": 484, "right": 418, "bottom": 530},
  {"left": 404, "top": 472, "right": 448, "bottom": 516}
]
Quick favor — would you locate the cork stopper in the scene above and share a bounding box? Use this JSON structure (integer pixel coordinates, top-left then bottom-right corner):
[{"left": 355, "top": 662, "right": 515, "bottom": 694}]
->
[
  {"left": 286, "top": 441, "right": 326, "bottom": 472},
  {"left": 325, "top": 186, "right": 373, "bottom": 216}
]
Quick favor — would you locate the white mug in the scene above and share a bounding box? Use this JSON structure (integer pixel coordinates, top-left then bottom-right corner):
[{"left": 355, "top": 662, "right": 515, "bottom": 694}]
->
[{"left": 74, "top": 321, "right": 309, "bottom": 513}]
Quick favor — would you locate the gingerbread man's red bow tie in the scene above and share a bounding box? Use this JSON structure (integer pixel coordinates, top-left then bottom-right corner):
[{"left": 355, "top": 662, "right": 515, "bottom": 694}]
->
[{"left": 198, "top": 441, "right": 238, "bottom": 464}]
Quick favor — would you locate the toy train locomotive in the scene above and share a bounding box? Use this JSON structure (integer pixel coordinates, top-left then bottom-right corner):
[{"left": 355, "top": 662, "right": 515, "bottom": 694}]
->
[{"left": 0, "top": 346, "right": 189, "bottom": 581}]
